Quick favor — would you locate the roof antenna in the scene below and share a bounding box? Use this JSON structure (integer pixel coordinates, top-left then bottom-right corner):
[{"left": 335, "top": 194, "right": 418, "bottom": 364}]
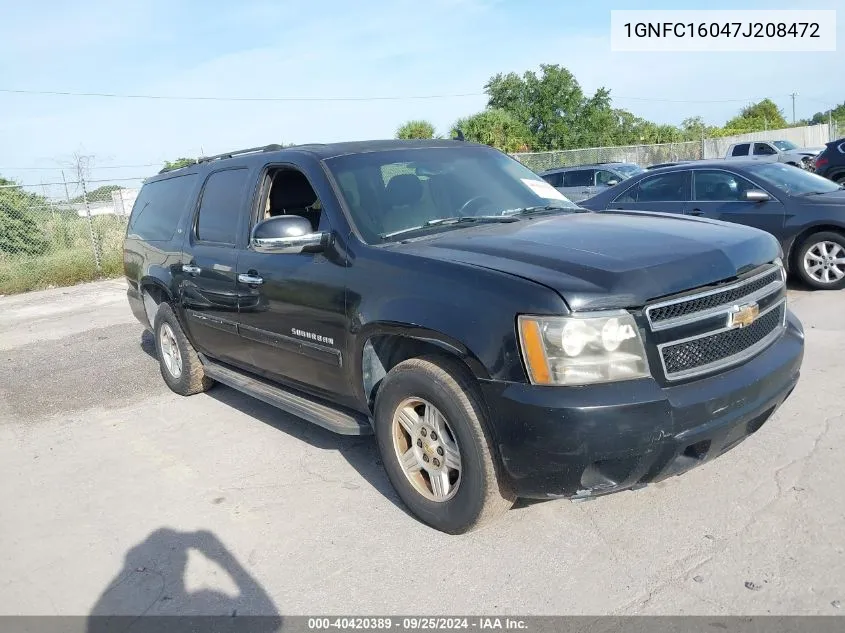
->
[{"left": 453, "top": 129, "right": 465, "bottom": 142}]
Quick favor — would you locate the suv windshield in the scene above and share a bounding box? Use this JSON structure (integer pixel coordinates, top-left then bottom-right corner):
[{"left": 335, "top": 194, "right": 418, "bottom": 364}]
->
[
  {"left": 749, "top": 162, "right": 843, "bottom": 195},
  {"left": 773, "top": 140, "right": 798, "bottom": 151},
  {"left": 326, "top": 146, "right": 580, "bottom": 242}
]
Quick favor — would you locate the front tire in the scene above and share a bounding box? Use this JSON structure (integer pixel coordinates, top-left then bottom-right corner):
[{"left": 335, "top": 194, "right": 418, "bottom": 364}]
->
[
  {"left": 153, "top": 303, "right": 215, "bottom": 395},
  {"left": 795, "top": 231, "right": 845, "bottom": 290},
  {"left": 374, "top": 356, "right": 514, "bottom": 534}
]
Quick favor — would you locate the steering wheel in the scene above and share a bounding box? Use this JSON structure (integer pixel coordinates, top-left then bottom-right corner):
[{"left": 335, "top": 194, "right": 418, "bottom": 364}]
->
[{"left": 457, "top": 196, "right": 495, "bottom": 217}]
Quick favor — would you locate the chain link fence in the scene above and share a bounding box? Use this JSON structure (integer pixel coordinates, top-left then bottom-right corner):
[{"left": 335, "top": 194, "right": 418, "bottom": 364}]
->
[
  {"left": 512, "top": 141, "right": 703, "bottom": 173},
  {"left": 0, "top": 179, "right": 140, "bottom": 295},
  {"left": 511, "top": 123, "right": 838, "bottom": 174}
]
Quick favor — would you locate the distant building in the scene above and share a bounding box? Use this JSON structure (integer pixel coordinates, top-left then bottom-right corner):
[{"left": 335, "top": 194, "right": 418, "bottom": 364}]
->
[{"left": 63, "top": 188, "right": 140, "bottom": 217}]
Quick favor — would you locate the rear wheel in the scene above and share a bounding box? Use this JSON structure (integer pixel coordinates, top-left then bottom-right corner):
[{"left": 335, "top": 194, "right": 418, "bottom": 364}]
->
[
  {"left": 374, "top": 356, "right": 514, "bottom": 534},
  {"left": 795, "top": 231, "right": 845, "bottom": 290},
  {"left": 153, "top": 303, "right": 215, "bottom": 395}
]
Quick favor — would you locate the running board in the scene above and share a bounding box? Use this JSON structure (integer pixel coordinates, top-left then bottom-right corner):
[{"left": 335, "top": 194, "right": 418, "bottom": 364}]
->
[{"left": 199, "top": 355, "right": 372, "bottom": 436}]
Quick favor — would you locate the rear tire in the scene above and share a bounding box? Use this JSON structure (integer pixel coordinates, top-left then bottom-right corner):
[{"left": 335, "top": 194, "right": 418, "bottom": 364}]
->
[
  {"left": 373, "top": 355, "right": 514, "bottom": 534},
  {"left": 153, "top": 303, "right": 215, "bottom": 395},
  {"left": 794, "top": 231, "right": 845, "bottom": 290}
]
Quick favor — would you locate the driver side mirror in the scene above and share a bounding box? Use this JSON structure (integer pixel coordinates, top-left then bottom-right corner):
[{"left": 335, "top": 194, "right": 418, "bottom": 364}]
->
[
  {"left": 605, "top": 179, "right": 619, "bottom": 187},
  {"left": 742, "top": 189, "right": 771, "bottom": 203},
  {"left": 250, "top": 215, "right": 328, "bottom": 254}
]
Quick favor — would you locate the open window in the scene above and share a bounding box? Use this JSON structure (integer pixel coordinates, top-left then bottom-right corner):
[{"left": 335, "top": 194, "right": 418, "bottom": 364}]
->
[{"left": 258, "top": 167, "right": 325, "bottom": 232}]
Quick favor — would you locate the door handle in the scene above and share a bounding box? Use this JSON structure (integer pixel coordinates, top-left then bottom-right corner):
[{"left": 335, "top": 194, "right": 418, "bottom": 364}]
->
[
  {"left": 182, "top": 264, "right": 201, "bottom": 275},
  {"left": 689, "top": 209, "right": 704, "bottom": 216},
  {"left": 238, "top": 273, "right": 264, "bottom": 286}
]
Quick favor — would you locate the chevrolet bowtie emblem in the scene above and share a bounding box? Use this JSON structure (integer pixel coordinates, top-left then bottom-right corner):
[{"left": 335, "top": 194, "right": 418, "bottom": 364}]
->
[{"left": 728, "top": 302, "right": 760, "bottom": 329}]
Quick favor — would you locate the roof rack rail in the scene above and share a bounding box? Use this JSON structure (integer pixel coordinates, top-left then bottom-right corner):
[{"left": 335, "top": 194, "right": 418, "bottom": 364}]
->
[{"left": 196, "top": 144, "right": 288, "bottom": 164}]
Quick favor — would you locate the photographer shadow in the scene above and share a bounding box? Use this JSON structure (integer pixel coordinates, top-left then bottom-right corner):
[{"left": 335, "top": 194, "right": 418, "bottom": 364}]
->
[{"left": 87, "top": 528, "right": 281, "bottom": 632}]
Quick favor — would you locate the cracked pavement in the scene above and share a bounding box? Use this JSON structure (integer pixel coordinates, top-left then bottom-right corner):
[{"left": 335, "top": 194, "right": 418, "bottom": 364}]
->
[{"left": 0, "top": 279, "right": 842, "bottom": 615}]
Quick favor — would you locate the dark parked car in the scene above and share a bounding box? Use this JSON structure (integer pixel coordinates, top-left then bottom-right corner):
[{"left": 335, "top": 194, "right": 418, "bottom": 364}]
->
[
  {"left": 125, "top": 140, "right": 803, "bottom": 533},
  {"left": 539, "top": 162, "right": 644, "bottom": 202},
  {"left": 581, "top": 160, "right": 845, "bottom": 290},
  {"left": 812, "top": 137, "right": 845, "bottom": 184}
]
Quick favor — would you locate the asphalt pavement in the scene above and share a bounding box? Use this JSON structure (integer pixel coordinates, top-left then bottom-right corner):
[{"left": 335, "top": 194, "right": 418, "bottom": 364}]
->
[{"left": 0, "top": 278, "right": 842, "bottom": 616}]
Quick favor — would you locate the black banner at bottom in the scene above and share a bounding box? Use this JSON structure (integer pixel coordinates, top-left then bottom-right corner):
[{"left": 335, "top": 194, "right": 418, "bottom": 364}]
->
[{"left": 0, "top": 617, "right": 842, "bottom": 633}]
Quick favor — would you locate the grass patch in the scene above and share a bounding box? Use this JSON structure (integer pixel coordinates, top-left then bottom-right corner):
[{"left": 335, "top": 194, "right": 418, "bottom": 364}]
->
[{"left": 0, "top": 214, "right": 127, "bottom": 295}]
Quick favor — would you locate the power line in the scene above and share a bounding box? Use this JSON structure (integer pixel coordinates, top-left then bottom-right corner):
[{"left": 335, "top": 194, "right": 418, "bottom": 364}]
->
[
  {"left": 1, "top": 86, "right": 835, "bottom": 107},
  {"left": 0, "top": 88, "right": 485, "bottom": 102},
  {"left": 613, "top": 94, "right": 791, "bottom": 104},
  {"left": 0, "top": 163, "right": 159, "bottom": 170}
]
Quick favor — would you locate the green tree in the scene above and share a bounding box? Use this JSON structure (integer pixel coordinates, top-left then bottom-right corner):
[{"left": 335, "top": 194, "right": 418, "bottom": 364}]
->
[
  {"left": 809, "top": 101, "right": 845, "bottom": 128},
  {"left": 396, "top": 120, "right": 436, "bottom": 140},
  {"left": 69, "top": 184, "right": 121, "bottom": 203},
  {"left": 484, "top": 64, "right": 590, "bottom": 150},
  {"left": 451, "top": 109, "right": 532, "bottom": 153},
  {"left": 162, "top": 157, "right": 197, "bottom": 171},
  {"left": 723, "top": 98, "right": 788, "bottom": 133},
  {"left": 0, "top": 178, "right": 50, "bottom": 256}
]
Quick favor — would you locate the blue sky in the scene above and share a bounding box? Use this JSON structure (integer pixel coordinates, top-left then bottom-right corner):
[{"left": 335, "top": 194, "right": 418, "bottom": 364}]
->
[{"left": 0, "top": 0, "right": 842, "bottom": 195}]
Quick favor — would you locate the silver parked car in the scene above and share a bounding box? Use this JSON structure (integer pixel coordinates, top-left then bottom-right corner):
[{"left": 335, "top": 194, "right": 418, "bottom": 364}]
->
[
  {"left": 539, "top": 162, "right": 645, "bottom": 202},
  {"left": 724, "top": 140, "right": 823, "bottom": 170}
]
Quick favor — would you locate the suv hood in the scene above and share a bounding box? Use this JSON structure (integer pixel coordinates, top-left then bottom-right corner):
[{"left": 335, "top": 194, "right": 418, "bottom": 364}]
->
[{"left": 395, "top": 211, "right": 780, "bottom": 311}]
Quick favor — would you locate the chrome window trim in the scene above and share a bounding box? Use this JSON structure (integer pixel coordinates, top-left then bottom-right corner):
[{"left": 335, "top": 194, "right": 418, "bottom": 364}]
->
[
  {"left": 645, "top": 264, "right": 783, "bottom": 329},
  {"left": 657, "top": 298, "right": 787, "bottom": 382}
]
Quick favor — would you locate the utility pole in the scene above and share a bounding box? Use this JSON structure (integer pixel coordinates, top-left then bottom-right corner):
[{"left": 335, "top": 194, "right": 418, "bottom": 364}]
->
[
  {"left": 60, "top": 170, "right": 72, "bottom": 209},
  {"left": 790, "top": 92, "right": 799, "bottom": 124}
]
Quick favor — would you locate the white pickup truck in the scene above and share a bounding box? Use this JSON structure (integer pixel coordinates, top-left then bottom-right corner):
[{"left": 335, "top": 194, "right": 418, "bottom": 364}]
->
[{"left": 724, "top": 139, "right": 823, "bottom": 169}]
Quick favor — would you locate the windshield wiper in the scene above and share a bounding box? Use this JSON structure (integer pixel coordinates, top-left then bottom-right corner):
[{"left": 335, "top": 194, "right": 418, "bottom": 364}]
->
[
  {"left": 380, "top": 215, "right": 519, "bottom": 240},
  {"left": 500, "top": 205, "right": 583, "bottom": 216}
]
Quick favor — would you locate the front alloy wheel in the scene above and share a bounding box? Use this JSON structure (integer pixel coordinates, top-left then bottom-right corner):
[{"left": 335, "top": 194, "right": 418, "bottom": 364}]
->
[
  {"left": 803, "top": 241, "right": 845, "bottom": 285},
  {"left": 374, "top": 356, "right": 515, "bottom": 533},
  {"left": 392, "top": 398, "right": 462, "bottom": 501},
  {"left": 796, "top": 232, "right": 845, "bottom": 290}
]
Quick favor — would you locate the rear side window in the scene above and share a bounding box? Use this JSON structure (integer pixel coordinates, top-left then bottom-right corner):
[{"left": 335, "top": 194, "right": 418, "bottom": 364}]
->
[
  {"left": 638, "top": 171, "right": 690, "bottom": 202},
  {"left": 753, "top": 143, "right": 777, "bottom": 156},
  {"left": 731, "top": 143, "right": 750, "bottom": 157},
  {"left": 127, "top": 174, "right": 198, "bottom": 242},
  {"left": 195, "top": 168, "right": 250, "bottom": 244},
  {"left": 616, "top": 172, "right": 690, "bottom": 203},
  {"left": 563, "top": 169, "right": 594, "bottom": 187}
]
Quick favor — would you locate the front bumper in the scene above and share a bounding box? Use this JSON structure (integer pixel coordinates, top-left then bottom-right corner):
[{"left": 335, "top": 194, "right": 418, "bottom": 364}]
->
[{"left": 480, "top": 309, "right": 804, "bottom": 499}]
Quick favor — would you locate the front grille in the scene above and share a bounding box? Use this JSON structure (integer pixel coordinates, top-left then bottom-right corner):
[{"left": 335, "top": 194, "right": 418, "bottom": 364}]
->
[
  {"left": 645, "top": 264, "right": 787, "bottom": 381},
  {"left": 662, "top": 303, "right": 785, "bottom": 376},
  {"left": 648, "top": 270, "right": 780, "bottom": 324}
]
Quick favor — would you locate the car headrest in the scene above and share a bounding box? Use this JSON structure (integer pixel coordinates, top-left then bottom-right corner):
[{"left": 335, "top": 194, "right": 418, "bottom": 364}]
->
[
  {"left": 385, "top": 174, "right": 423, "bottom": 207},
  {"left": 270, "top": 171, "right": 317, "bottom": 209}
]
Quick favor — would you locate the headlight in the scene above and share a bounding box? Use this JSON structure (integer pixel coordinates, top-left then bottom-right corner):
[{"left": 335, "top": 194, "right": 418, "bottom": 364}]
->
[
  {"left": 773, "top": 257, "right": 786, "bottom": 282},
  {"left": 517, "top": 311, "right": 650, "bottom": 386}
]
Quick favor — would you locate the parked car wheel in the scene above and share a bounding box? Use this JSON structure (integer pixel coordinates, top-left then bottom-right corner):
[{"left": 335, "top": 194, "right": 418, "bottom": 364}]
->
[
  {"left": 153, "top": 303, "right": 215, "bottom": 395},
  {"left": 373, "top": 355, "right": 514, "bottom": 534},
  {"left": 795, "top": 231, "right": 845, "bottom": 290}
]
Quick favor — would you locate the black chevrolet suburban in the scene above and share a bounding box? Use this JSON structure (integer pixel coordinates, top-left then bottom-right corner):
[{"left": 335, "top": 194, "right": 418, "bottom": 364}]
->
[{"left": 124, "top": 139, "right": 804, "bottom": 534}]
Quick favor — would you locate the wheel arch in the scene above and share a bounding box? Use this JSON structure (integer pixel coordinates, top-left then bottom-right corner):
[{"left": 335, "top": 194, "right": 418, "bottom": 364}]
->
[
  {"left": 355, "top": 324, "right": 490, "bottom": 414},
  {"left": 786, "top": 224, "right": 845, "bottom": 270}
]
